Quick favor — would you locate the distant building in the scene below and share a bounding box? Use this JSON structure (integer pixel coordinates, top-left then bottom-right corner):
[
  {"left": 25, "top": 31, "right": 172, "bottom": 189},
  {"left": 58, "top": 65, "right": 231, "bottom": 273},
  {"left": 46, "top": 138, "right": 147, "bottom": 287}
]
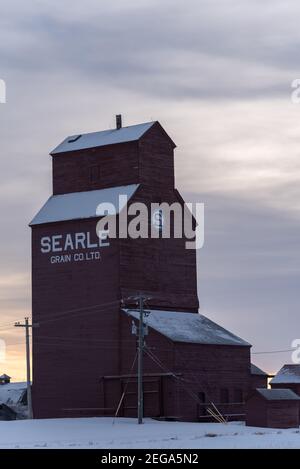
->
[
  {"left": 250, "top": 364, "right": 268, "bottom": 389},
  {"left": 270, "top": 365, "right": 300, "bottom": 397},
  {"left": 246, "top": 388, "right": 300, "bottom": 429},
  {"left": 0, "top": 374, "right": 11, "bottom": 385}
]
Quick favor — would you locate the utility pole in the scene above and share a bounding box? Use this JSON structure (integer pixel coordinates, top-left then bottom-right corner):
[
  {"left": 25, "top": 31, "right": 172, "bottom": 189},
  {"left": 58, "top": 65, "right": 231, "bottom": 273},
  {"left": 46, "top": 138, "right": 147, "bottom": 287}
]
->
[
  {"left": 15, "top": 317, "right": 39, "bottom": 419},
  {"left": 137, "top": 293, "right": 144, "bottom": 425},
  {"left": 124, "top": 293, "right": 151, "bottom": 424}
]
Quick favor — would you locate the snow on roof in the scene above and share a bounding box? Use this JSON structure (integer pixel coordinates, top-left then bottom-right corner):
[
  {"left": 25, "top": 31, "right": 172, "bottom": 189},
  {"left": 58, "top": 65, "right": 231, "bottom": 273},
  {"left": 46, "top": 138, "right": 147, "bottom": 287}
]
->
[
  {"left": 30, "top": 184, "right": 139, "bottom": 226},
  {"left": 270, "top": 364, "right": 300, "bottom": 384},
  {"left": 0, "top": 374, "right": 11, "bottom": 379},
  {"left": 255, "top": 388, "right": 300, "bottom": 401},
  {"left": 51, "top": 122, "right": 156, "bottom": 155},
  {"left": 0, "top": 382, "right": 27, "bottom": 405},
  {"left": 123, "top": 309, "right": 250, "bottom": 346},
  {"left": 251, "top": 364, "right": 268, "bottom": 376}
]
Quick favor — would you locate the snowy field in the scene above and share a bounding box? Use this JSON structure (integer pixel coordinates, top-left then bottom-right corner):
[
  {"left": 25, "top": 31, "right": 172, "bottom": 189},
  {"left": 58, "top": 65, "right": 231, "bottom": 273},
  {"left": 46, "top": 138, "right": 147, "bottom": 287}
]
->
[{"left": 0, "top": 418, "right": 299, "bottom": 449}]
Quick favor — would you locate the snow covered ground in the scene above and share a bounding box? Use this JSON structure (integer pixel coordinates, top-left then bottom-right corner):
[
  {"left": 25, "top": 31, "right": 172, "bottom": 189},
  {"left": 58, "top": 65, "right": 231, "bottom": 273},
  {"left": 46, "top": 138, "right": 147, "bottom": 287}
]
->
[{"left": 0, "top": 418, "right": 299, "bottom": 449}]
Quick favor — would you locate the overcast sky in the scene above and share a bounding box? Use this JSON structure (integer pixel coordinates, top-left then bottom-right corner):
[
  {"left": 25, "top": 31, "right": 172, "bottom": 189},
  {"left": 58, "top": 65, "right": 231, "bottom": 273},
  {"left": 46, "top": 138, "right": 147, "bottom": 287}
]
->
[{"left": 1, "top": 0, "right": 300, "bottom": 379}]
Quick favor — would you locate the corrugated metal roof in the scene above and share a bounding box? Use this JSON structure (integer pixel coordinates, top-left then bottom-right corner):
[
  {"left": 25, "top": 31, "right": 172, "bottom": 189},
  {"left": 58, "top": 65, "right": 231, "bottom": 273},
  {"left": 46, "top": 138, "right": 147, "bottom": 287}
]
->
[
  {"left": 251, "top": 364, "right": 268, "bottom": 376},
  {"left": 123, "top": 309, "right": 250, "bottom": 346},
  {"left": 255, "top": 388, "right": 300, "bottom": 401},
  {"left": 51, "top": 121, "right": 156, "bottom": 155},
  {"left": 270, "top": 364, "right": 300, "bottom": 384},
  {"left": 30, "top": 184, "right": 139, "bottom": 226}
]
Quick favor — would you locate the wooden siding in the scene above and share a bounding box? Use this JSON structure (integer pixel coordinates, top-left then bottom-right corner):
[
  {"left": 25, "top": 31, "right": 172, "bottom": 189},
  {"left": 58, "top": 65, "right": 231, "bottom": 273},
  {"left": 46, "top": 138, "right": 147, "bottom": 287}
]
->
[
  {"left": 120, "top": 185, "right": 199, "bottom": 311},
  {"left": 52, "top": 141, "right": 139, "bottom": 195},
  {"left": 251, "top": 374, "right": 268, "bottom": 389},
  {"left": 31, "top": 218, "right": 121, "bottom": 418},
  {"left": 271, "top": 383, "right": 300, "bottom": 396},
  {"left": 246, "top": 392, "right": 300, "bottom": 428},
  {"left": 138, "top": 122, "right": 175, "bottom": 189}
]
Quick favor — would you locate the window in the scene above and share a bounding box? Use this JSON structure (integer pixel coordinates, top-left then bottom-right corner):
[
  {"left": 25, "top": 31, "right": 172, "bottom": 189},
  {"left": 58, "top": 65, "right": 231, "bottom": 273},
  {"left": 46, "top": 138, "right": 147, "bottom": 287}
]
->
[
  {"left": 220, "top": 388, "right": 229, "bottom": 403},
  {"left": 90, "top": 165, "right": 100, "bottom": 183},
  {"left": 234, "top": 388, "right": 243, "bottom": 403}
]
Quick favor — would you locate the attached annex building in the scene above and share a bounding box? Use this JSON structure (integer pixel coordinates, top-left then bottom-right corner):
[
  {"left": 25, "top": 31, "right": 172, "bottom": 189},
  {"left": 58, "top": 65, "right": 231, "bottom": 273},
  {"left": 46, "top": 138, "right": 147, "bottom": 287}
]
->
[{"left": 31, "top": 118, "right": 254, "bottom": 421}]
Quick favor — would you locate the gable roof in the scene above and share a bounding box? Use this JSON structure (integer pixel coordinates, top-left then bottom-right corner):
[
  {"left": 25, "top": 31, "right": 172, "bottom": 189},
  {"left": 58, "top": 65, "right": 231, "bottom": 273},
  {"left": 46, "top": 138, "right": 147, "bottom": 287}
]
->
[
  {"left": 251, "top": 364, "right": 268, "bottom": 376},
  {"left": 51, "top": 121, "right": 172, "bottom": 155},
  {"left": 255, "top": 388, "right": 300, "bottom": 401},
  {"left": 123, "top": 309, "right": 250, "bottom": 346},
  {"left": 30, "top": 184, "right": 139, "bottom": 226},
  {"left": 270, "top": 364, "right": 300, "bottom": 384}
]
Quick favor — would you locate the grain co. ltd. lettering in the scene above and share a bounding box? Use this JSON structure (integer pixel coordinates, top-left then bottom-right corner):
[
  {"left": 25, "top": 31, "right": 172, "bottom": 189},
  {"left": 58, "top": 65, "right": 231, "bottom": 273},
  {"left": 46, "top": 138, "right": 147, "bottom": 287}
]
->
[{"left": 40, "top": 230, "right": 109, "bottom": 264}]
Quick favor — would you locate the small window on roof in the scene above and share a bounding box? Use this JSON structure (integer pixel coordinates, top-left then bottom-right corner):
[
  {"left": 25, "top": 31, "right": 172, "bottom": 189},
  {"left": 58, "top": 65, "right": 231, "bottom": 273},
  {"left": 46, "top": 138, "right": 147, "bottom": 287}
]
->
[{"left": 68, "top": 135, "right": 82, "bottom": 143}]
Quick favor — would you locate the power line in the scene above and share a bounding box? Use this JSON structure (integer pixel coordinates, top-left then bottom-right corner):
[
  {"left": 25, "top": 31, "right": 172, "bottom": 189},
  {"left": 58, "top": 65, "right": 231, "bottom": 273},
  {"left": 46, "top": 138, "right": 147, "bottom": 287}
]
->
[
  {"left": 1, "top": 302, "right": 296, "bottom": 357},
  {"left": 35, "top": 299, "right": 120, "bottom": 326},
  {"left": 33, "top": 339, "right": 136, "bottom": 352},
  {"left": 0, "top": 323, "right": 23, "bottom": 331},
  {"left": 36, "top": 335, "right": 133, "bottom": 344},
  {"left": 3, "top": 298, "right": 296, "bottom": 362},
  {"left": 252, "top": 348, "right": 294, "bottom": 355}
]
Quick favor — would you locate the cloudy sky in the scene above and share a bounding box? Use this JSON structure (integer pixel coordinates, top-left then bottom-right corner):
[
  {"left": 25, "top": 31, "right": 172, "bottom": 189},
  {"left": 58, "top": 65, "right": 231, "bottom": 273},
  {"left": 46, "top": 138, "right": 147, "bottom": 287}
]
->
[{"left": 1, "top": 0, "right": 300, "bottom": 379}]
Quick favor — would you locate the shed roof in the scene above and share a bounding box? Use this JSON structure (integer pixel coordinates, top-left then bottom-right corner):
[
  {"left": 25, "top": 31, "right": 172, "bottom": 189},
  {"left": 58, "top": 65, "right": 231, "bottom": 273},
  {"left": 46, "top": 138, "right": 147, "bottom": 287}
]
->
[
  {"left": 270, "top": 364, "right": 300, "bottom": 384},
  {"left": 0, "top": 374, "right": 11, "bottom": 380},
  {"left": 251, "top": 364, "right": 268, "bottom": 376},
  {"left": 30, "top": 184, "right": 139, "bottom": 226},
  {"left": 123, "top": 309, "right": 250, "bottom": 346},
  {"left": 51, "top": 121, "right": 171, "bottom": 155},
  {"left": 255, "top": 388, "right": 300, "bottom": 401}
]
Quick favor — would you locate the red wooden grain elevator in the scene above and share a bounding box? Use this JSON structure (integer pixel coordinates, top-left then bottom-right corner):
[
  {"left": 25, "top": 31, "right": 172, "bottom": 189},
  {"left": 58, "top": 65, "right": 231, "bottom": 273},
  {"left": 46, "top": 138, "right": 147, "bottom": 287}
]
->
[{"left": 31, "top": 118, "right": 254, "bottom": 420}]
